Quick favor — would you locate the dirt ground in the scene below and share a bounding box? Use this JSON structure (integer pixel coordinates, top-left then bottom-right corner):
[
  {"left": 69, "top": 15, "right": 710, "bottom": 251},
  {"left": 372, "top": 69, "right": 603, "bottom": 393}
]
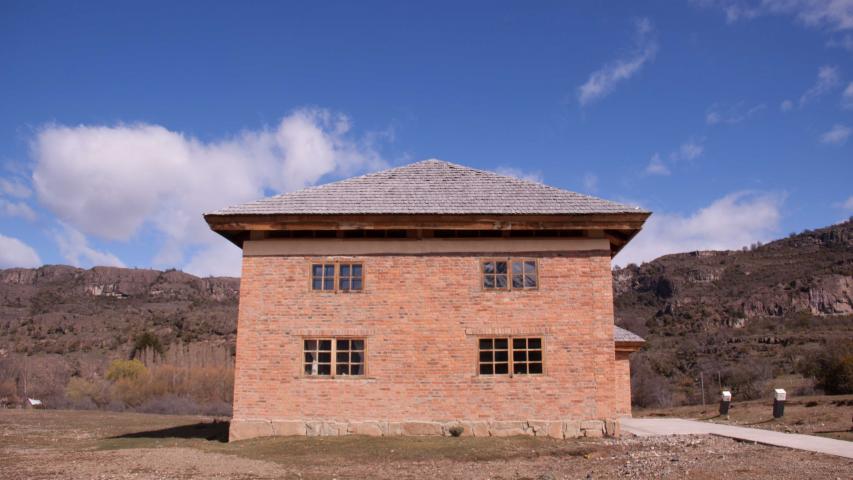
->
[
  {"left": 1, "top": 409, "right": 851, "bottom": 479},
  {"left": 637, "top": 393, "right": 853, "bottom": 442}
]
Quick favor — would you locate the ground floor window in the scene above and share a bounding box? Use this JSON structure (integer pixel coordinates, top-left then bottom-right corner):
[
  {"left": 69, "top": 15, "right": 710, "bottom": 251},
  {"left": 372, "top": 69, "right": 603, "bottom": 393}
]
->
[
  {"left": 478, "top": 337, "right": 543, "bottom": 376},
  {"left": 303, "top": 338, "right": 365, "bottom": 377}
]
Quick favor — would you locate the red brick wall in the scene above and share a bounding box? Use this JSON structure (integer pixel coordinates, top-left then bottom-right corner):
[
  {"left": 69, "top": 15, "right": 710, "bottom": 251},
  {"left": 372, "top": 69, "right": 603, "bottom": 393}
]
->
[
  {"left": 233, "top": 250, "right": 617, "bottom": 433},
  {"left": 614, "top": 351, "right": 632, "bottom": 416}
]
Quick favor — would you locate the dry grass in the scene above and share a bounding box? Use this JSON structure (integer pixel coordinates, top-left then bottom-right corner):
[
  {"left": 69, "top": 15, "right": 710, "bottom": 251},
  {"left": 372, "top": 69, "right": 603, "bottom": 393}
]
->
[
  {"left": 1, "top": 409, "right": 851, "bottom": 479},
  {"left": 637, "top": 393, "right": 853, "bottom": 441}
]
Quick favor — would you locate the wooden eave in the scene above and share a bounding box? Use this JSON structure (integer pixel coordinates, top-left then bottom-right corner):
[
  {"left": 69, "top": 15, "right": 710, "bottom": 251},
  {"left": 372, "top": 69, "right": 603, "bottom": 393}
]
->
[
  {"left": 204, "top": 211, "right": 651, "bottom": 256},
  {"left": 615, "top": 341, "right": 645, "bottom": 353}
]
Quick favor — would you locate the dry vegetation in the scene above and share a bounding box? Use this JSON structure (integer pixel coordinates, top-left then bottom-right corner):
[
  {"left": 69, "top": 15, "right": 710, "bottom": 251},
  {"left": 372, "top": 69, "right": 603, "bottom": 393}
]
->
[
  {"left": 1, "top": 409, "right": 851, "bottom": 479},
  {"left": 637, "top": 393, "right": 853, "bottom": 442}
]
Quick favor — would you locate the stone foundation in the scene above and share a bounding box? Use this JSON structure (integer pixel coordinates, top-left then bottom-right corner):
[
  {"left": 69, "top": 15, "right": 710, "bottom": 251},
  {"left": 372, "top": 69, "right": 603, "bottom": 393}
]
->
[{"left": 229, "top": 418, "right": 617, "bottom": 442}]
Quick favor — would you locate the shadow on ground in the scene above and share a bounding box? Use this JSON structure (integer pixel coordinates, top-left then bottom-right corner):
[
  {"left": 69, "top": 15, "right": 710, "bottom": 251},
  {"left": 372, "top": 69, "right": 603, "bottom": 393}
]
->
[{"left": 110, "top": 420, "right": 229, "bottom": 443}]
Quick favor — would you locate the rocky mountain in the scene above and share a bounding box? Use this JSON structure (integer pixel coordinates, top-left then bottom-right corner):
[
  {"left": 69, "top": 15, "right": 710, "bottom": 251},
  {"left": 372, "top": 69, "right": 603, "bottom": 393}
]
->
[{"left": 614, "top": 219, "right": 853, "bottom": 406}]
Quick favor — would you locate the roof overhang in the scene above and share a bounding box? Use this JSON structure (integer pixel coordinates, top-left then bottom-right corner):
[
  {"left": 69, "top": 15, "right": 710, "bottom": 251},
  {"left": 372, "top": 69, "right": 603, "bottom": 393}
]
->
[
  {"left": 204, "top": 211, "right": 651, "bottom": 257},
  {"left": 615, "top": 341, "right": 645, "bottom": 353}
]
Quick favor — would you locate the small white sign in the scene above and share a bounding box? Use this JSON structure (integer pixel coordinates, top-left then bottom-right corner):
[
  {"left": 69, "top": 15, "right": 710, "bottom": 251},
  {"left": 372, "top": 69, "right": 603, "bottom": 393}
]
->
[
  {"left": 721, "top": 391, "right": 732, "bottom": 402},
  {"left": 774, "top": 388, "right": 786, "bottom": 401}
]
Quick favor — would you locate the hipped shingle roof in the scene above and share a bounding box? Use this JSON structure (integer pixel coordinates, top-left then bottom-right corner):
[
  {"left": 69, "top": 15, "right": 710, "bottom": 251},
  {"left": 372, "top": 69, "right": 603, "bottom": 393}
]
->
[{"left": 209, "top": 159, "right": 647, "bottom": 216}]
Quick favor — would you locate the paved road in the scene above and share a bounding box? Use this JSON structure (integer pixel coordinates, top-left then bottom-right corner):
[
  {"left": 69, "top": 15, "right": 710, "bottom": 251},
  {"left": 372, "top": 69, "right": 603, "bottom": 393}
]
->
[{"left": 621, "top": 417, "right": 853, "bottom": 459}]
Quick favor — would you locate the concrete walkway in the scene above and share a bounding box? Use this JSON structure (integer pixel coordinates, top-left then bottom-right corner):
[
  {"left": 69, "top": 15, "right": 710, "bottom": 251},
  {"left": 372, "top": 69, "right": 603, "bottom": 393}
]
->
[{"left": 620, "top": 417, "right": 853, "bottom": 459}]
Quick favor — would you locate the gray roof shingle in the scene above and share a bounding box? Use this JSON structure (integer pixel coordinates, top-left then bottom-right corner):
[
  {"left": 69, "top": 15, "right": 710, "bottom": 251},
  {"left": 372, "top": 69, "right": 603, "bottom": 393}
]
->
[
  {"left": 614, "top": 326, "right": 645, "bottom": 343},
  {"left": 209, "top": 159, "right": 647, "bottom": 216}
]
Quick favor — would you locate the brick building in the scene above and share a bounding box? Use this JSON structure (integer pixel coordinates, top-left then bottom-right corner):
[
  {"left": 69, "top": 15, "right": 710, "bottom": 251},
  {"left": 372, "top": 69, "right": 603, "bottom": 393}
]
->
[{"left": 205, "top": 160, "right": 648, "bottom": 441}]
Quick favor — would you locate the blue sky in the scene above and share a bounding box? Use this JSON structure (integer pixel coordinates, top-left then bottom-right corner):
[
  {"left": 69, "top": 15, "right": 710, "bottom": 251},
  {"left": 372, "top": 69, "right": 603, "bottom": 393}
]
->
[{"left": 1, "top": 1, "right": 851, "bottom": 276}]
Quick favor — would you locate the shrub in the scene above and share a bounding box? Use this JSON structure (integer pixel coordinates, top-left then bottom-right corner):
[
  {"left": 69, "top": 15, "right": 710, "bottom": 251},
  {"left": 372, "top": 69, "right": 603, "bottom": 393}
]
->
[
  {"left": 448, "top": 425, "right": 464, "bottom": 437},
  {"left": 106, "top": 359, "right": 147, "bottom": 382},
  {"left": 65, "top": 377, "right": 111, "bottom": 408},
  {"left": 131, "top": 331, "right": 163, "bottom": 358},
  {"left": 798, "top": 341, "right": 853, "bottom": 395}
]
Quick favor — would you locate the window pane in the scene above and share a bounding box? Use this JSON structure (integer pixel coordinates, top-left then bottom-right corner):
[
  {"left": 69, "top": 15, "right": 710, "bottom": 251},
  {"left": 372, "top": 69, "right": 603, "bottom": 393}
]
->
[
  {"left": 479, "top": 351, "right": 492, "bottom": 362},
  {"left": 312, "top": 279, "right": 322, "bottom": 290},
  {"left": 324, "top": 265, "right": 335, "bottom": 277},
  {"left": 305, "top": 340, "right": 317, "bottom": 350},
  {"left": 337, "top": 339, "right": 350, "bottom": 350},
  {"left": 340, "top": 264, "right": 350, "bottom": 276},
  {"left": 339, "top": 277, "right": 350, "bottom": 291},
  {"left": 529, "top": 350, "right": 542, "bottom": 361},
  {"left": 351, "top": 340, "right": 364, "bottom": 350},
  {"left": 480, "top": 364, "right": 493, "bottom": 375},
  {"left": 351, "top": 278, "right": 363, "bottom": 290},
  {"left": 529, "top": 363, "right": 543, "bottom": 374},
  {"left": 514, "top": 363, "right": 527, "bottom": 374},
  {"left": 352, "top": 264, "right": 362, "bottom": 277},
  {"left": 495, "top": 274, "right": 507, "bottom": 289},
  {"left": 496, "top": 261, "right": 507, "bottom": 274},
  {"left": 312, "top": 264, "right": 323, "bottom": 276},
  {"left": 318, "top": 364, "right": 331, "bottom": 375},
  {"left": 512, "top": 275, "right": 524, "bottom": 289},
  {"left": 318, "top": 352, "right": 331, "bottom": 363},
  {"left": 336, "top": 364, "right": 349, "bottom": 375},
  {"left": 304, "top": 352, "right": 315, "bottom": 363},
  {"left": 337, "top": 352, "right": 349, "bottom": 363},
  {"left": 479, "top": 338, "right": 493, "bottom": 349},
  {"left": 494, "top": 338, "right": 508, "bottom": 349},
  {"left": 513, "top": 338, "right": 526, "bottom": 349},
  {"left": 515, "top": 350, "right": 527, "bottom": 362},
  {"left": 524, "top": 261, "right": 536, "bottom": 274},
  {"left": 528, "top": 338, "right": 542, "bottom": 349},
  {"left": 524, "top": 276, "right": 537, "bottom": 288},
  {"left": 324, "top": 278, "right": 334, "bottom": 290},
  {"left": 351, "top": 364, "right": 363, "bottom": 375},
  {"left": 350, "top": 352, "right": 363, "bottom": 363},
  {"left": 483, "top": 261, "right": 495, "bottom": 274},
  {"left": 495, "top": 363, "right": 509, "bottom": 374},
  {"left": 319, "top": 340, "right": 332, "bottom": 350},
  {"left": 512, "top": 261, "right": 522, "bottom": 274},
  {"left": 304, "top": 364, "right": 314, "bottom": 375},
  {"left": 494, "top": 350, "right": 508, "bottom": 362},
  {"left": 483, "top": 275, "right": 495, "bottom": 289}
]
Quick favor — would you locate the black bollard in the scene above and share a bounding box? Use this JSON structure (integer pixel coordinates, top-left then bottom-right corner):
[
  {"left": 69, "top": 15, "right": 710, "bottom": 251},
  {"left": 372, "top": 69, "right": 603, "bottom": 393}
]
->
[
  {"left": 719, "top": 391, "right": 731, "bottom": 418},
  {"left": 773, "top": 389, "right": 786, "bottom": 418}
]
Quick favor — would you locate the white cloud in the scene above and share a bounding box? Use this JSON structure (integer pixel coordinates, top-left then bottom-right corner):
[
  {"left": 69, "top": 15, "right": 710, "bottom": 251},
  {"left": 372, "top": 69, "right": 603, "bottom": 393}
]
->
[
  {"left": 0, "top": 200, "right": 36, "bottom": 221},
  {"left": 184, "top": 240, "right": 243, "bottom": 277},
  {"left": 582, "top": 173, "right": 599, "bottom": 192},
  {"left": 54, "top": 224, "right": 124, "bottom": 268},
  {"left": 495, "top": 166, "right": 544, "bottom": 183},
  {"left": 799, "top": 65, "right": 841, "bottom": 107},
  {"left": 694, "top": 0, "right": 853, "bottom": 31},
  {"left": 780, "top": 99, "right": 794, "bottom": 111},
  {"left": 577, "top": 18, "right": 658, "bottom": 106},
  {"left": 670, "top": 141, "right": 704, "bottom": 162},
  {"left": 0, "top": 234, "right": 42, "bottom": 268},
  {"left": 614, "top": 191, "right": 784, "bottom": 266},
  {"left": 838, "top": 195, "right": 853, "bottom": 211},
  {"left": 0, "top": 178, "right": 32, "bottom": 198},
  {"left": 705, "top": 102, "right": 766, "bottom": 124},
  {"left": 30, "top": 108, "right": 386, "bottom": 273},
  {"left": 828, "top": 33, "right": 853, "bottom": 50},
  {"left": 820, "top": 124, "right": 852, "bottom": 144},
  {"left": 645, "top": 153, "right": 671, "bottom": 176},
  {"left": 842, "top": 82, "right": 853, "bottom": 109}
]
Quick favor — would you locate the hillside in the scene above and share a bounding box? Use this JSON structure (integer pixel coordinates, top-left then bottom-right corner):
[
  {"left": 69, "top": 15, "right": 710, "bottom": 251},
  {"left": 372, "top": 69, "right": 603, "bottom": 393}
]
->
[
  {"left": 0, "top": 220, "right": 850, "bottom": 410},
  {"left": 614, "top": 219, "right": 853, "bottom": 406}
]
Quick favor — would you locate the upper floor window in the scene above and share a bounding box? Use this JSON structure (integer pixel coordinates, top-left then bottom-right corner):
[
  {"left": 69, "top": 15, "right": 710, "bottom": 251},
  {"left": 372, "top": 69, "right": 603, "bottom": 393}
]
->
[
  {"left": 311, "top": 262, "right": 363, "bottom": 292},
  {"left": 482, "top": 258, "right": 538, "bottom": 290}
]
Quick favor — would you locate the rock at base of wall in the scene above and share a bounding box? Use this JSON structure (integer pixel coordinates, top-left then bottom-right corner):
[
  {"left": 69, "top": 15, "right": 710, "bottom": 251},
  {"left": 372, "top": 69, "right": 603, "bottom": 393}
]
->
[{"left": 229, "top": 418, "right": 617, "bottom": 441}]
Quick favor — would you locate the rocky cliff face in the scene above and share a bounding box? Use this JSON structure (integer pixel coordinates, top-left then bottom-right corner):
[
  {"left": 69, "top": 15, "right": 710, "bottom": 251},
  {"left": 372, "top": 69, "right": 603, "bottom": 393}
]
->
[{"left": 614, "top": 220, "right": 853, "bottom": 335}]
